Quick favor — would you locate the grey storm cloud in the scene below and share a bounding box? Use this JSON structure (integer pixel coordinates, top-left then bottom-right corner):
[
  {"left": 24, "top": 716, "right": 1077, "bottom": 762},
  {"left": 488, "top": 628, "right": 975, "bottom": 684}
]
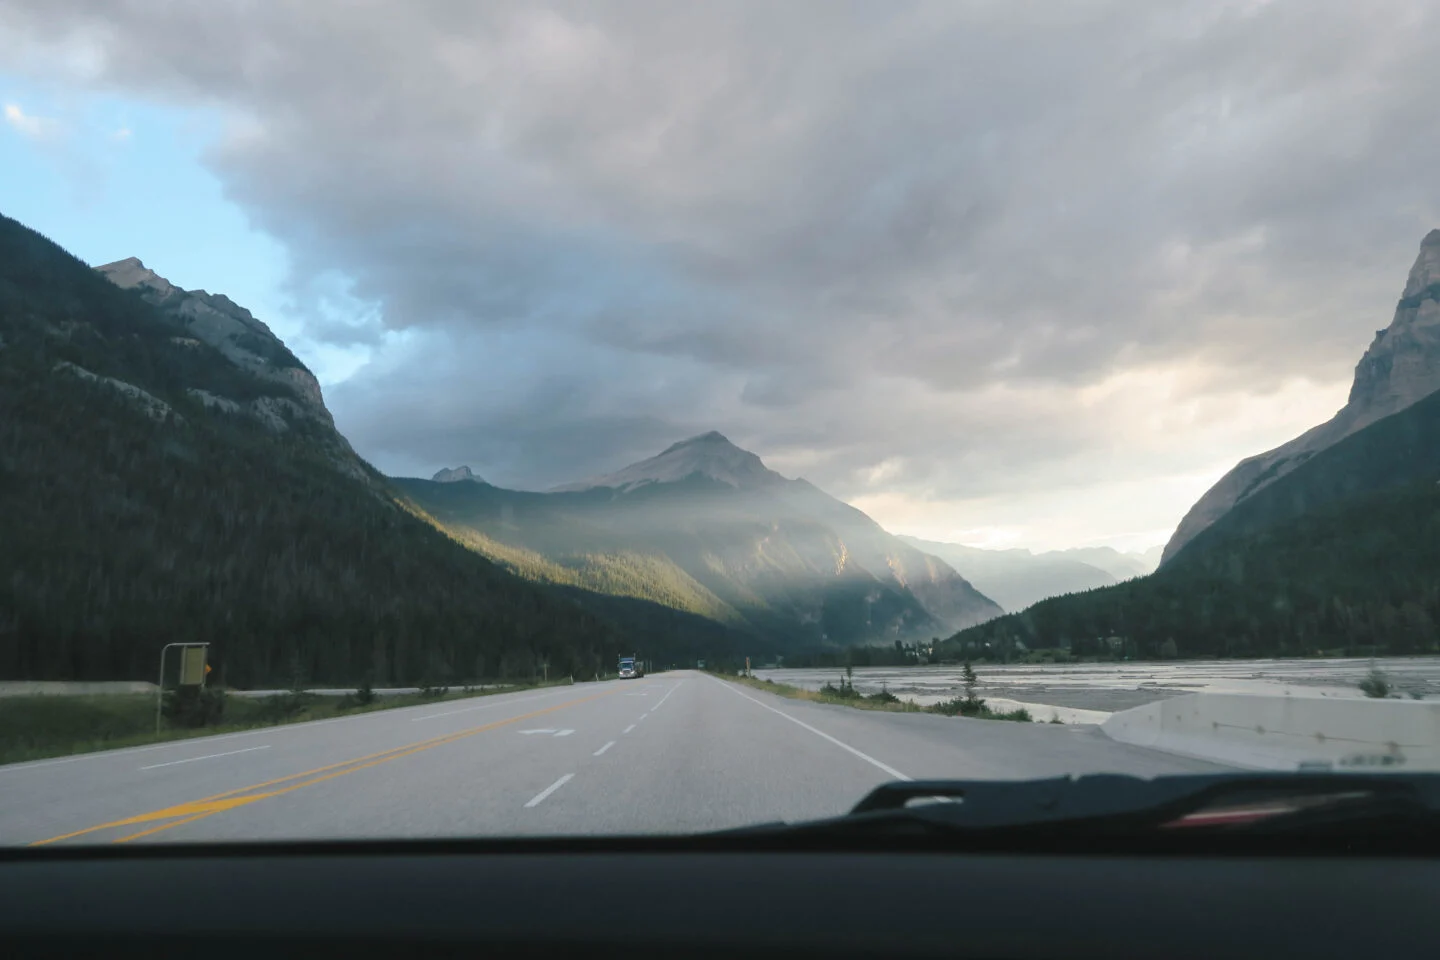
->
[{"left": 4, "top": 0, "right": 1440, "bottom": 524}]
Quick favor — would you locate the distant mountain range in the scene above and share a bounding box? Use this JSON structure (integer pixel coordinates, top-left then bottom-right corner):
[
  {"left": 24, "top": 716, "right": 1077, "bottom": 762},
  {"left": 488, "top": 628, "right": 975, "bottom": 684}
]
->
[
  {"left": 19, "top": 203, "right": 1426, "bottom": 679},
  {"left": 0, "top": 210, "right": 1003, "bottom": 686},
  {"left": 896, "top": 538, "right": 1163, "bottom": 612},
  {"left": 397, "top": 432, "right": 1003, "bottom": 648},
  {"left": 1052, "top": 546, "right": 1163, "bottom": 581},
  {"left": 948, "top": 230, "right": 1440, "bottom": 660}
]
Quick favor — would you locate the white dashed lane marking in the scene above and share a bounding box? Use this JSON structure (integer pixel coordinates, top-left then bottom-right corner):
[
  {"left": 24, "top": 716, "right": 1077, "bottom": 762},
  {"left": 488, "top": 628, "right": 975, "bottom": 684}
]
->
[{"left": 524, "top": 773, "right": 575, "bottom": 809}]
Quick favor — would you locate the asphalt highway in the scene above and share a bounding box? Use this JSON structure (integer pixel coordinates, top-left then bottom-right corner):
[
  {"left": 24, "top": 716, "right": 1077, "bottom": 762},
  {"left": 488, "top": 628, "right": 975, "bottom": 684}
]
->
[{"left": 0, "top": 671, "right": 1228, "bottom": 845}]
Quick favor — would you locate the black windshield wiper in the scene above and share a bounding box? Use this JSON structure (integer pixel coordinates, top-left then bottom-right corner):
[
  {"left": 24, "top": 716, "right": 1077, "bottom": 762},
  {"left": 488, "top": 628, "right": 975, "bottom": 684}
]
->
[{"left": 714, "top": 772, "right": 1440, "bottom": 842}]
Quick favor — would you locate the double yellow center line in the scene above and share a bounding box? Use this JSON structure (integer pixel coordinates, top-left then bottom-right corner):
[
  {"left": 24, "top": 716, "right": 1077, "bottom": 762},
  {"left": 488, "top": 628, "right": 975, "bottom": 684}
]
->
[{"left": 31, "top": 685, "right": 624, "bottom": 846}]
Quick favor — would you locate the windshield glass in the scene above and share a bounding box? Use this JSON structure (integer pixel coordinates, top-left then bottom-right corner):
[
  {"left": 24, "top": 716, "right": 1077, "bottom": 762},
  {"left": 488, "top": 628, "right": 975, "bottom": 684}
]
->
[{"left": 1, "top": 1, "right": 1437, "bottom": 848}]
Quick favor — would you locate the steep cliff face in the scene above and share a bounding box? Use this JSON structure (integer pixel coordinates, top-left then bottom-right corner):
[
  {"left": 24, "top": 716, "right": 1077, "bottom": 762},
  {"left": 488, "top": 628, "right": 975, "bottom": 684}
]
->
[
  {"left": 97, "top": 257, "right": 334, "bottom": 428},
  {"left": 1349, "top": 230, "right": 1440, "bottom": 413},
  {"left": 1163, "top": 229, "right": 1440, "bottom": 565},
  {"left": 95, "top": 257, "right": 370, "bottom": 481},
  {"left": 0, "top": 213, "right": 621, "bottom": 686}
]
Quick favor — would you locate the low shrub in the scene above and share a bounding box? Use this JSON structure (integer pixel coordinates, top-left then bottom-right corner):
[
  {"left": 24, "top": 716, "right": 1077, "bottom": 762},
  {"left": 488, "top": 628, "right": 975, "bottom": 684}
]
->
[
  {"left": 256, "top": 691, "right": 309, "bottom": 724},
  {"left": 161, "top": 686, "right": 226, "bottom": 728},
  {"left": 1359, "top": 667, "right": 1391, "bottom": 699}
]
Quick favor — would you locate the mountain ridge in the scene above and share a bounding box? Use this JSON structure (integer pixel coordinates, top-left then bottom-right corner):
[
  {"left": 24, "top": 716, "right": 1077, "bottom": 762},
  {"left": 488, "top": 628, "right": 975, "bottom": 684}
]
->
[
  {"left": 95, "top": 255, "right": 372, "bottom": 483},
  {"left": 944, "top": 231, "right": 1440, "bottom": 659},
  {"left": 2, "top": 212, "right": 749, "bottom": 685},
  {"left": 401, "top": 436, "right": 1002, "bottom": 647},
  {"left": 1162, "top": 229, "right": 1440, "bottom": 564},
  {"left": 896, "top": 536, "right": 1120, "bottom": 612},
  {"left": 550, "top": 431, "right": 787, "bottom": 493},
  {"left": 97, "top": 256, "right": 330, "bottom": 423},
  {"left": 944, "top": 386, "right": 1440, "bottom": 659}
]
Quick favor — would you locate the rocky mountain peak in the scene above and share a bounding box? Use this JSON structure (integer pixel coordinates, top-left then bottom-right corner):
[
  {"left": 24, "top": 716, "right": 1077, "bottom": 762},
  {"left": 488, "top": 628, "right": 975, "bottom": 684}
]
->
[
  {"left": 552, "top": 430, "right": 786, "bottom": 493},
  {"left": 660, "top": 430, "right": 731, "bottom": 453},
  {"left": 97, "top": 257, "right": 331, "bottom": 427},
  {"left": 99, "top": 256, "right": 176, "bottom": 298},
  {"left": 432, "top": 466, "right": 480, "bottom": 483},
  {"left": 1399, "top": 228, "right": 1440, "bottom": 300},
  {"left": 1162, "top": 229, "right": 1440, "bottom": 564},
  {"left": 1346, "top": 233, "right": 1440, "bottom": 412}
]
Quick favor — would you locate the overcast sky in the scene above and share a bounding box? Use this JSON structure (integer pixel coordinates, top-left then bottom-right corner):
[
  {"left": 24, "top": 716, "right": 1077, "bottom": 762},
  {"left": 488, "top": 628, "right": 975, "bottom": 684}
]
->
[{"left": 3, "top": 0, "right": 1438, "bottom": 552}]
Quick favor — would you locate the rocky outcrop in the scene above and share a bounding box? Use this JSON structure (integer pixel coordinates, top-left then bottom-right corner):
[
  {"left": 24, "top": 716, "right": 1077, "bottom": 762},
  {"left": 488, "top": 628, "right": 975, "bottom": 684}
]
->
[
  {"left": 186, "top": 389, "right": 242, "bottom": 414},
  {"left": 95, "top": 256, "right": 375, "bottom": 484},
  {"left": 249, "top": 395, "right": 311, "bottom": 433},
  {"left": 433, "top": 466, "right": 480, "bottom": 483},
  {"left": 55, "top": 361, "right": 179, "bottom": 423},
  {"left": 1163, "top": 229, "right": 1440, "bottom": 564},
  {"left": 97, "top": 257, "right": 333, "bottom": 427}
]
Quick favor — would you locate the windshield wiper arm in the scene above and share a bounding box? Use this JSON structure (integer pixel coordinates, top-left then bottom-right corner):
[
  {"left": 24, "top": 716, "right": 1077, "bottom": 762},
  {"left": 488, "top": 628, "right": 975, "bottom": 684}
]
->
[{"left": 716, "top": 772, "right": 1440, "bottom": 840}]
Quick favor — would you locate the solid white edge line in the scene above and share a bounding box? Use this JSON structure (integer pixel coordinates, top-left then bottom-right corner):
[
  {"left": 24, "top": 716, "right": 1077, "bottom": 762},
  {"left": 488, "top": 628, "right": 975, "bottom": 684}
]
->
[
  {"left": 593, "top": 740, "right": 616, "bottom": 756},
  {"left": 710, "top": 677, "right": 912, "bottom": 781},
  {"left": 139, "top": 744, "right": 271, "bottom": 770},
  {"left": 623, "top": 724, "right": 636, "bottom": 734},
  {"left": 524, "top": 773, "right": 575, "bottom": 808}
]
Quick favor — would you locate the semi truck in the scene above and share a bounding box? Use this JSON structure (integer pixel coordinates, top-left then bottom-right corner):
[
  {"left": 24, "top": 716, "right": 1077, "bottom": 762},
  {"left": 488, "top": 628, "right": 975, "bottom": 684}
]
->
[{"left": 618, "top": 655, "right": 645, "bottom": 679}]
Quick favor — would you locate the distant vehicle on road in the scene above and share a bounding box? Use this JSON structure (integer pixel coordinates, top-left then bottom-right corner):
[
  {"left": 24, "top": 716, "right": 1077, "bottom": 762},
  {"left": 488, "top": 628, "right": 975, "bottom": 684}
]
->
[{"left": 618, "top": 656, "right": 645, "bottom": 679}]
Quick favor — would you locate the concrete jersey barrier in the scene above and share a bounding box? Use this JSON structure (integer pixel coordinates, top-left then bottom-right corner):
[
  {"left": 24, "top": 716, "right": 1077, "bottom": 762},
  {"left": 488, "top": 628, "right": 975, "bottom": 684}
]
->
[
  {"left": 0, "top": 681, "right": 160, "bottom": 698},
  {"left": 1101, "top": 692, "right": 1440, "bottom": 772}
]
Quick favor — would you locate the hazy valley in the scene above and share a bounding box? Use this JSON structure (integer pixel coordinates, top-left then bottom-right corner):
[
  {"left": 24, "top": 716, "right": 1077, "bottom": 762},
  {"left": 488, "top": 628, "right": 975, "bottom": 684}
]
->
[{"left": 3, "top": 211, "right": 1439, "bottom": 693}]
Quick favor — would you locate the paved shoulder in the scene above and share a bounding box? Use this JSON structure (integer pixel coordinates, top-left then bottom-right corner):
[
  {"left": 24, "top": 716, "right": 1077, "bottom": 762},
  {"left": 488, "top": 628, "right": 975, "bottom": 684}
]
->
[{"left": 706, "top": 676, "right": 1233, "bottom": 782}]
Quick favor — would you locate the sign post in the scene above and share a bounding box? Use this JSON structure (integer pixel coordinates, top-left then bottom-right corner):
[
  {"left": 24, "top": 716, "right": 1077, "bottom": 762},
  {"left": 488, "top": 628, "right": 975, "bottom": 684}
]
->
[{"left": 157, "top": 642, "right": 209, "bottom": 734}]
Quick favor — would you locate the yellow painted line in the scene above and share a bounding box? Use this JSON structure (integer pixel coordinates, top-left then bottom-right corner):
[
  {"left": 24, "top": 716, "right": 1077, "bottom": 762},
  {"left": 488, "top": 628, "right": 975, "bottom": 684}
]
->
[
  {"left": 30, "top": 686, "right": 622, "bottom": 847},
  {"left": 114, "top": 812, "right": 212, "bottom": 844},
  {"left": 26, "top": 732, "right": 487, "bottom": 847}
]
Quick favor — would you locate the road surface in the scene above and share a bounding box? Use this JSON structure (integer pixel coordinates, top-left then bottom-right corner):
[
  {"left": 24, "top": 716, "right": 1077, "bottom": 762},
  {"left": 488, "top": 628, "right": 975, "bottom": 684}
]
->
[{"left": 0, "top": 671, "right": 1227, "bottom": 845}]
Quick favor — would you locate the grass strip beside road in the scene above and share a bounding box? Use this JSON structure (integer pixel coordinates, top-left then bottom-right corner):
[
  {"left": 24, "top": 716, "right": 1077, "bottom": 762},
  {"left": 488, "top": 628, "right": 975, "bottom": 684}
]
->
[
  {"left": 718, "top": 673, "right": 1035, "bottom": 722},
  {"left": 0, "top": 680, "right": 575, "bottom": 766}
]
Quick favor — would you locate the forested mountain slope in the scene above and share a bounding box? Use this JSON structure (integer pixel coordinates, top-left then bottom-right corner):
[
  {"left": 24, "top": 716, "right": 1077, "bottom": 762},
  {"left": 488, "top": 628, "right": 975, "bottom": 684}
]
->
[
  {"left": 0, "top": 213, "right": 636, "bottom": 687},
  {"left": 399, "top": 434, "right": 1000, "bottom": 650},
  {"left": 944, "top": 387, "right": 1440, "bottom": 659}
]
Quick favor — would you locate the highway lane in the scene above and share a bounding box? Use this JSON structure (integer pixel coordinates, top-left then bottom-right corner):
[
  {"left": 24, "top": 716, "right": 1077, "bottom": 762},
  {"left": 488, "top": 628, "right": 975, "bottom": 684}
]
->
[{"left": 0, "top": 671, "right": 1228, "bottom": 845}]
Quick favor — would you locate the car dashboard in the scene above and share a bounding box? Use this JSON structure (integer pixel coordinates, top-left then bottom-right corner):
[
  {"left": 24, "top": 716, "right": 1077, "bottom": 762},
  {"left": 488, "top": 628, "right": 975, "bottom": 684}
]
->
[{"left": 0, "top": 834, "right": 1434, "bottom": 959}]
